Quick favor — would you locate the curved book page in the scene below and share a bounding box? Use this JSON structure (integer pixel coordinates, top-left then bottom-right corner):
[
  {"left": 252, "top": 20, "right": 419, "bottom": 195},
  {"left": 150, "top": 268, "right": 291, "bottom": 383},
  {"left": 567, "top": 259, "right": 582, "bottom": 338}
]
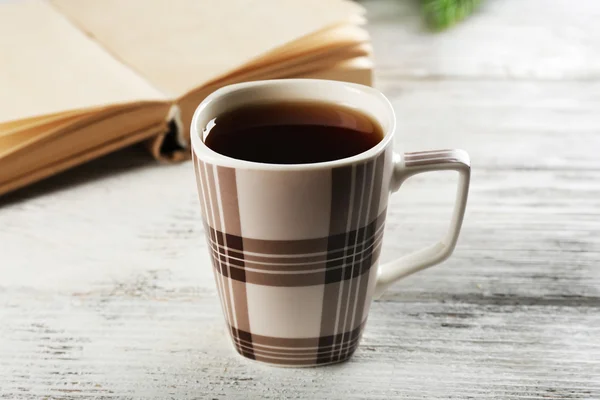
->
[
  {"left": 50, "top": 0, "right": 366, "bottom": 97},
  {"left": 0, "top": 1, "right": 166, "bottom": 124}
]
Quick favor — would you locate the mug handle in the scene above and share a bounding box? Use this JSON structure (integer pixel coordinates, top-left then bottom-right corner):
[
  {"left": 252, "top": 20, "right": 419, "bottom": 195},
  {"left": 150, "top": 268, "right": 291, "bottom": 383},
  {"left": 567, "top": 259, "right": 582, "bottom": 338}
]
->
[{"left": 374, "top": 149, "right": 471, "bottom": 298}]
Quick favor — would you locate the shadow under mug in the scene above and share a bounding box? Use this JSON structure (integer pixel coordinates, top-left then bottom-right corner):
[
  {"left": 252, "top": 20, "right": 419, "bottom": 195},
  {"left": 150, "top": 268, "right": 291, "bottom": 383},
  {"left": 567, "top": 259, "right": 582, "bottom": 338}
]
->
[{"left": 190, "top": 79, "right": 470, "bottom": 367}]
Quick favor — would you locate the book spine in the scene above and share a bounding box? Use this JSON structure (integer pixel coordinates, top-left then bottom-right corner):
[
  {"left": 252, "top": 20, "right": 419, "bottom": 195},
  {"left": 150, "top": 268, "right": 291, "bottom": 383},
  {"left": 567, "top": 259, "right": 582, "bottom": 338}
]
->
[
  {"left": 167, "top": 104, "right": 185, "bottom": 149},
  {"left": 145, "top": 104, "right": 189, "bottom": 162}
]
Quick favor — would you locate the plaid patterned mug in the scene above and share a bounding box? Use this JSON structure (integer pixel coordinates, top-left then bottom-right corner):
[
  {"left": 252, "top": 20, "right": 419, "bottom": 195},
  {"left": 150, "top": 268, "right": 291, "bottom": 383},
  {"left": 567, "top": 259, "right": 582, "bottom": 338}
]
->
[{"left": 190, "top": 79, "right": 470, "bottom": 367}]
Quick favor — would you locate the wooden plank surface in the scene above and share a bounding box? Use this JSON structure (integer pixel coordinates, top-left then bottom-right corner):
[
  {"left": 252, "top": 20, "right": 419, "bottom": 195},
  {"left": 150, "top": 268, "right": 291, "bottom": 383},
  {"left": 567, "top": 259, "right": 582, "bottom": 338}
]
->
[{"left": 1, "top": 0, "right": 599, "bottom": 398}]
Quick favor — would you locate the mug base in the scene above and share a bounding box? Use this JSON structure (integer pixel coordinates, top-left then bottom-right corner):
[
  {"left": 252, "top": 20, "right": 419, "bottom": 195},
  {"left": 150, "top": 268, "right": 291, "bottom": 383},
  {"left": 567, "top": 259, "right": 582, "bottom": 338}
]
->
[
  {"left": 234, "top": 346, "right": 355, "bottom": 368},
  {"left": 226, "top": 323, "right": 365, "bottom": 368},
  {"left": 231, "top": 343, "right": 358, "bottom": 368}
]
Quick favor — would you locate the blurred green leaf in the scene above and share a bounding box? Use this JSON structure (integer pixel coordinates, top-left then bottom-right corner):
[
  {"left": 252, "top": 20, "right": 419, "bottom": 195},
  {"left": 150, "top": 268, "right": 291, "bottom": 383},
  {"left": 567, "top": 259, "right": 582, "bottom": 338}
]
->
[{"left": 422, "top": 0, "right": 482, "bottom": 31}]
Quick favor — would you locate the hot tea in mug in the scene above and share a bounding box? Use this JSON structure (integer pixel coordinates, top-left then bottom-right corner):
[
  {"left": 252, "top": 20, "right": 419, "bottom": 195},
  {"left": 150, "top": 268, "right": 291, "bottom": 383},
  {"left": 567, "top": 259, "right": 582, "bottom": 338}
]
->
[{"left": 202, "top": 101, "right": 384, "bottom": 164}]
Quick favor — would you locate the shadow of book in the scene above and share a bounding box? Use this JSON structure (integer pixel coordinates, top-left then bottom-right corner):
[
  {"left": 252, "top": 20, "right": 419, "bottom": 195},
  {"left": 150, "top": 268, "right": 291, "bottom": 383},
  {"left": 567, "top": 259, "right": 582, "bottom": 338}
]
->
[{"left": 0, "top": 145, "right": 156, "bottom": 207}]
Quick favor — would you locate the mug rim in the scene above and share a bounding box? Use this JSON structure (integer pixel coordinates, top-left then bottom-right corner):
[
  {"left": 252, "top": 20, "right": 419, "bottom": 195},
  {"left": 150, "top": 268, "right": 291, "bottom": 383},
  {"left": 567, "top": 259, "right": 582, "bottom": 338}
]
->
[{"left": 190, "top": 79, "right": 396, "bottom": 171}]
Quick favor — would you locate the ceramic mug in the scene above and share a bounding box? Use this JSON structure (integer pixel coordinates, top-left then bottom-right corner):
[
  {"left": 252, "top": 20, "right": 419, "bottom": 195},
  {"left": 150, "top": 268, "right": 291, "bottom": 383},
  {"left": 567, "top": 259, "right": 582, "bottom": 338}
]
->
[{"left": 190, "top": 79, "right": 470, "bottom": 367}]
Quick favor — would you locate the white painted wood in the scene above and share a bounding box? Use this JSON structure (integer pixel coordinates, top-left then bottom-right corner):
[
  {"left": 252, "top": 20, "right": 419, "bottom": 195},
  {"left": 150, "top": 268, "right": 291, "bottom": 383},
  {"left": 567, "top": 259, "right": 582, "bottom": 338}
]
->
[
  {"left": 368, "top": 0, "right": 600, "bottom": 80},
  {"left": 1, "top": 0, "right": 599, "bottom": 398}
]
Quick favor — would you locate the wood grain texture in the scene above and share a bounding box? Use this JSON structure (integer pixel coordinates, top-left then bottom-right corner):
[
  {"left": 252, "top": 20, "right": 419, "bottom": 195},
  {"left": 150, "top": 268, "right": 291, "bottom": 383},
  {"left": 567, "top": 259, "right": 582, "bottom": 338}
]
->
[{"left": 1, "top": 0, "right": 599, "bottom": 398}]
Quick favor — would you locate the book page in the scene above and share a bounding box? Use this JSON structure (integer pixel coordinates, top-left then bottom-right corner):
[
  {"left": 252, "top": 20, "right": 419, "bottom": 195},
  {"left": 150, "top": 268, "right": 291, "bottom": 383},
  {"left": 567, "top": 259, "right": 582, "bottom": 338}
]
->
[
  {"left": 0, "top": 1, "right": 167, "bottom": 125},
  {"left": 300, "top": 56, "right": 373, "bottom": 86},
  {"left": 51, "top": 0, "right": 365, "bottom": 98},
  {"left": 232, "top": 24, "right": 370, "bottom": 77}
]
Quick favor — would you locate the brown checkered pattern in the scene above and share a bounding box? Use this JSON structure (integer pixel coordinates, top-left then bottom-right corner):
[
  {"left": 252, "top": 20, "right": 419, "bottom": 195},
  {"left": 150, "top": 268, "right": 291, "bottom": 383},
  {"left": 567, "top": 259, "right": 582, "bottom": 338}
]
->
[
  {"left": 229, "top": 321, "right": 366, "bottom": 365},
  {"left": 205, "top": 211, "right": 386, "bottom": 287},
  {"left": 193, "top": 148, "right": 389, "bottom": 366}
]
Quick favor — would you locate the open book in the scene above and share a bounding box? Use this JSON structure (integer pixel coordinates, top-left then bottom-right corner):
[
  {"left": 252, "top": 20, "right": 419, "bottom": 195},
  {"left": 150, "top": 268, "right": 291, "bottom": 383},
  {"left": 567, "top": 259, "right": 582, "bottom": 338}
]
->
[{"left": 0, "top": 0, "right": 372, "bottom": 196}]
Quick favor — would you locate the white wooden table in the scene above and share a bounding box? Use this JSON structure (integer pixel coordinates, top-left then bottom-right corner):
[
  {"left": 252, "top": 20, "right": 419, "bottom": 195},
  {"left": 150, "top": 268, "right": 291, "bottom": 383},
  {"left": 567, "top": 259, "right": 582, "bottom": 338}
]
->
[{"left": 1, "top": 0, "right": 599, "bottom": 398}]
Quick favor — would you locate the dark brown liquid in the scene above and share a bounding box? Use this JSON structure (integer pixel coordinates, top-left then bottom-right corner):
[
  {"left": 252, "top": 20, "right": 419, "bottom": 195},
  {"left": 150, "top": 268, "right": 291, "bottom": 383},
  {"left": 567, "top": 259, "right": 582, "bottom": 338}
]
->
[{"left": 203, "top": 101, "right": 384, "bottom": 164}]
